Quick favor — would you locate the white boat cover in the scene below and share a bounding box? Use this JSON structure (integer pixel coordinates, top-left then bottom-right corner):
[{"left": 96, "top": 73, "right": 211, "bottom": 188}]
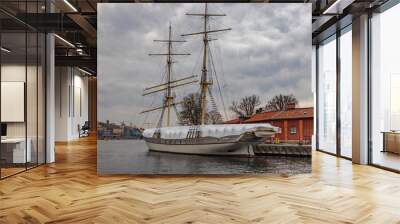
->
[{"left": 143, "top": 123, "right": 281, "bottom": 139}]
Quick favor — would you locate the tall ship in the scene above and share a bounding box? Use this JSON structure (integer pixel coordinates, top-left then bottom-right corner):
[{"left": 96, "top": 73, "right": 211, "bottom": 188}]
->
[{"left": 141, "top": 3, "right": 280, "bottom": 156}]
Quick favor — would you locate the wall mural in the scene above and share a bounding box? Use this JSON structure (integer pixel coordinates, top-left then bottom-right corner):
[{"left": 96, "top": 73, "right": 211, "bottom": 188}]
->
[{"left": 97, "top": 3, "right": 313, "bottom": 174}]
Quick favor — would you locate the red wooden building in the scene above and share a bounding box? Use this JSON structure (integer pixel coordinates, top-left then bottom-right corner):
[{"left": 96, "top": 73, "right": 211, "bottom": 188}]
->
[{"left": 225, "top": 106, "right": 314, "bottom": 143}]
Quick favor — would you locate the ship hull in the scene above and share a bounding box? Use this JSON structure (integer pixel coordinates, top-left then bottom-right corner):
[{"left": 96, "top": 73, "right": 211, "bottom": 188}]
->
[
  {"left": 142, "top": 123, "right": 281, "bottom": 156},
  {"left": 144, "top": 138, "right": 254, "bottom": 156}
]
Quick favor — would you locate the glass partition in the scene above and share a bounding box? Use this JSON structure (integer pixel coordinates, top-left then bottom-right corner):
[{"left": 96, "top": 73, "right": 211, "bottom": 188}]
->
[
  {"left": 317, "top": 35, "right": 337, "bottom": 154},
  {"left": 1, "top": 31, "right": 28, "bottom": 177},
  {"left": 0, "top": 2, "right": 46, "bottom": 179}
]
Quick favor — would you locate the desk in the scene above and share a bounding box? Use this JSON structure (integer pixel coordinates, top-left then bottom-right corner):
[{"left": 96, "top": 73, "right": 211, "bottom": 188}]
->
[
  {"left": 1, "top": 138, "right": 31, "bottom": 163},
  {"left": 382, "top": 131, "right": 400, "bottom": 154}
]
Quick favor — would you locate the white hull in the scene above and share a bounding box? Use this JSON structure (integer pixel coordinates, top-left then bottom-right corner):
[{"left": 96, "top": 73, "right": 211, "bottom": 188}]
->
[
  {"left": 142, "top": 123, "right": 280, "bottom": 156},
  {"left": 145, "top": 141, "right": 254, "bottom": 156}
]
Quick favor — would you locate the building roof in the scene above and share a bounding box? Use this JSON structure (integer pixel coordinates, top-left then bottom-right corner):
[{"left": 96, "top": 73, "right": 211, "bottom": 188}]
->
[
  {"left": 225, "top": 107, "right": 314, "bottom": 124},
  {"left": 224, "top": 118, "right": 242, "bottom": 124}
]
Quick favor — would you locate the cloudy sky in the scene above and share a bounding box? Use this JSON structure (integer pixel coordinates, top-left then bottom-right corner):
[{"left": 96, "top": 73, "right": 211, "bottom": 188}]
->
[{"left": 98, "top": 3, "right": 312, "bottom": 127}]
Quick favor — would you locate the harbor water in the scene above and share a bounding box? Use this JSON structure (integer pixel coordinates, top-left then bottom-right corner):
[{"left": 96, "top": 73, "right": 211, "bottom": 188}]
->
[{"left": 98, "top": 140, "right": 311, "bottom": 175}]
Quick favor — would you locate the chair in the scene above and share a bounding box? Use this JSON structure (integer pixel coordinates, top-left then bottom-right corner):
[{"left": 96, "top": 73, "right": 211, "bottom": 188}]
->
[{"left": 79, "top": 121, "right": 90, "bottom": 138}]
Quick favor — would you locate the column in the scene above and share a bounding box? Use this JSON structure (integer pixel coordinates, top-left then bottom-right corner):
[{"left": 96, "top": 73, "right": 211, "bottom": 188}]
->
[
  {"left": 88, "top": 77, "right": 97, "bottom": 133},
  {"left": 45, "top": 0, "right": 56, "bottom": 163},
  {"left": 352, "top": 14, "right": 369, "bottom": 164}
]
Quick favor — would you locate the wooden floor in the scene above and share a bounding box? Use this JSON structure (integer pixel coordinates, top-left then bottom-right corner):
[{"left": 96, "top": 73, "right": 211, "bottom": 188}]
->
[
  {"left": 1, "top": 137, "right": 400, "bottom": 223},
  {"left": 1, "top": 167, "right": 26, "bottom": 178},
  {"left": 372, "top": 151, "right": 400, "bottom": 171}
]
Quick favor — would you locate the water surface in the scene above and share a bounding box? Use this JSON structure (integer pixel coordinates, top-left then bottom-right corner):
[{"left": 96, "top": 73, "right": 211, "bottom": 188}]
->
[{"left": 98, "top": 140, "right": 311, "bottom": 175}]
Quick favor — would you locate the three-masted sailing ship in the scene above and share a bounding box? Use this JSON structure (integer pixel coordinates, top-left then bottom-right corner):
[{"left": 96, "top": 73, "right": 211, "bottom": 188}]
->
[{"left": 141, "top": 4, "right": 280, "bottom": 156}]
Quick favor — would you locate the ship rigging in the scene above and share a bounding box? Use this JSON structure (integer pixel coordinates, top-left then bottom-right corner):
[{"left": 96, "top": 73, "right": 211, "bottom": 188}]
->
[{"left": 141, "top": 3, "right": 280, "bottom": 156}]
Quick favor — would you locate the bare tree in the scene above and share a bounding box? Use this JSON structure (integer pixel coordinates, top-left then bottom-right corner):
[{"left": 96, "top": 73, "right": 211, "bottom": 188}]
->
[
  {"left": 265, "top": 94, "right": 298, "bottom": 112},
  {"left": 179, "top": 93, "right": 224, "bottom": 125},
  {"left": 230, "top": 95, "right": 261, "bottom": 117},
  {"left": 207, "top": 110, "right": 223, "bottom": 124},
  {"left": 179, "top": 93, "right": 202, "bottom": 125}
]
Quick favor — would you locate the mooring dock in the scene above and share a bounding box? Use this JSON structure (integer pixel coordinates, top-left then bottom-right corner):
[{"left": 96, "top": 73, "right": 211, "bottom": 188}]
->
[{"left": 253, "top": 144, "right": 311, "bottom": 156}]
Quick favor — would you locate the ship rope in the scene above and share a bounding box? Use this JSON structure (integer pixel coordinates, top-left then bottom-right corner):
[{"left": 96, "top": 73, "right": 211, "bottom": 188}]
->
[
  {"left": 154, "top": 64, "right": 169, "bottom": 131},
  {"left": 142, "top": 63, "right": 169, "bottom": 128},
  {"left": 176, "top": 45, "right": 203, "bottom": 104},
  {"left": 173, "top": 103, "right": 182, "bottom": 124},
  {"left": 154, "top": 105, "right": 166, "bottom": 138},
  {"left": 213, "top": 39, "right": 229, "bottom": 113},
  {"left": 207, "top": 87, "right": 218, "bottom": 112},
  {"left": 208, "top": 45, "right": 228, "bottom": 120}
]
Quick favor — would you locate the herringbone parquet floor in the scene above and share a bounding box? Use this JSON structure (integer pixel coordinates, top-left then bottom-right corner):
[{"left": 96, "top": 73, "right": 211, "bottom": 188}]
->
[{"left": 1, "top": 136, "right": 400, "bottom": 224}]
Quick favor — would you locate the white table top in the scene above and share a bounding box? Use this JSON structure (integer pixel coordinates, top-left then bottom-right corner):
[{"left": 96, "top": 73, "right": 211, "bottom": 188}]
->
[{"left": 1, "top": 138, "right": 27, "bottom": 143}]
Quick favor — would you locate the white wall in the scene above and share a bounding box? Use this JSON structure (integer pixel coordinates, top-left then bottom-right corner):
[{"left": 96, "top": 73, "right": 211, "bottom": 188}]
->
[
  {"left": 55, "top": 66, "right": 69, "bottom": 141},
  {"left": 71, "top": 72, "right": 89, "bottom": 138},
  {"left": 55, "top": 67, "right": 89, "bottom": 141}
]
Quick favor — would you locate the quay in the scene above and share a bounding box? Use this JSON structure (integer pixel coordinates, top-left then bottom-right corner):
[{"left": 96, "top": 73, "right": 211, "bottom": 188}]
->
[{"left": 253, "top": 144, "right": 311, "bottom": 156}]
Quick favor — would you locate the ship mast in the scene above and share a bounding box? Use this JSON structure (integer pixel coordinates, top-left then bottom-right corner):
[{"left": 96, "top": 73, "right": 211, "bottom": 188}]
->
[
  {"left": 166, "top": 24, "right": 173, "bottom": 126},
  {"left": 142, "top": 24, "right": 196, "bottom": 128},
  {"left": 182, "top": 3, "right": 231, "bottom": 125}
]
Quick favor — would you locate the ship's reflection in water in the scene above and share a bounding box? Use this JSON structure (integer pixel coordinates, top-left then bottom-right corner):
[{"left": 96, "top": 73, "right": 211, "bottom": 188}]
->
[{"left": 98, "top": 140, "right": 311, "bottom": 175}]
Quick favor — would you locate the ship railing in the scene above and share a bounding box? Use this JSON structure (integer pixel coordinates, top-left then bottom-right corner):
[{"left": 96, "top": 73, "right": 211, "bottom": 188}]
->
[{"left": 186, "top": 126, "right": 200, "bottom": 139}]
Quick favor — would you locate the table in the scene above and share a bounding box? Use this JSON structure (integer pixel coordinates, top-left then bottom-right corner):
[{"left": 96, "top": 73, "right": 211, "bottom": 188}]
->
[
  {"left": 1, "top": 138, "right": 31, "bottom": 164},
  {"left": 382, "top": 131, "right": 400, "bottom": 154}
]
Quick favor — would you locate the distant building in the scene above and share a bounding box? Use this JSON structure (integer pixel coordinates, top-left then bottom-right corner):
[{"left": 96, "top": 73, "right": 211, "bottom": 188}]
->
[
  {"left": 97, "top": 121, "right": 142, "bottom": 140},
  {"left": 225, "top": 105, "right": 313, "bottom": 144}
]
